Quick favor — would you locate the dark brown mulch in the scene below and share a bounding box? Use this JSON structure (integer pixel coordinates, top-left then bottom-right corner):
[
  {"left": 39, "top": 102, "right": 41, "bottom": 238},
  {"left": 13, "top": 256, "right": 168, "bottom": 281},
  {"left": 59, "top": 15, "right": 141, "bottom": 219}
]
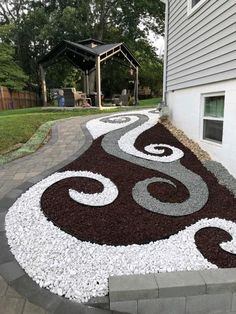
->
[
  {"left": 195, "top": 228, "right": 236, "bottom": 268},
  {"left": 41, "top": 123, "right": 236, "bottom": 266}
]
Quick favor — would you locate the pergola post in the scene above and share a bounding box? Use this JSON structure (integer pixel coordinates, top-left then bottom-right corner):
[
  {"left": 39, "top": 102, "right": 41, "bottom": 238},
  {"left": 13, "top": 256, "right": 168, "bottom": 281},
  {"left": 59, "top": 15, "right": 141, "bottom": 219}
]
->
[
  {"left": 39, "top": 64, "right": 47, "bottom": 107},
  {"left": 96, "top": 56, "right": 102, "bottom": 109},
  {"left": 85, "top": 70, "right": 90, "bottom": 95},
  {"left": 134, "top": 66, "right": 139, "bottom": 105},
  {"left": 83, "top": 72, "right": 86, "bottom": 92}
]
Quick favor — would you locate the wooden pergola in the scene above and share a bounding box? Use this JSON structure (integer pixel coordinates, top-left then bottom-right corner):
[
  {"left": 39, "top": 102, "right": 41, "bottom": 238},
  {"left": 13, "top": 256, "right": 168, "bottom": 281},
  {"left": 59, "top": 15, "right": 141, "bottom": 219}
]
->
[{"left": 38, "top": 39, "right": 140, "bottom": 109}]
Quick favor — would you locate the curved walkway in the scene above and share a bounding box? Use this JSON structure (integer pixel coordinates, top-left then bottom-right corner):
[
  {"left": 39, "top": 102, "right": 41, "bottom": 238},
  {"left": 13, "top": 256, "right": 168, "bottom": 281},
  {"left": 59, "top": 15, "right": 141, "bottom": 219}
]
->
[{"left": 0, "top": 114, "right": 118, "bottom": 314}]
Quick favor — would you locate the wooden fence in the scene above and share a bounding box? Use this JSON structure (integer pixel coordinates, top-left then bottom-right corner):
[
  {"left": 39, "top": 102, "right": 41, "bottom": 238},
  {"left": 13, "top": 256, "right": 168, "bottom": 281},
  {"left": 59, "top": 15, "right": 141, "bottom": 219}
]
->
[{"left": 0, "top": 86, "right": 40, "bottom": 111}]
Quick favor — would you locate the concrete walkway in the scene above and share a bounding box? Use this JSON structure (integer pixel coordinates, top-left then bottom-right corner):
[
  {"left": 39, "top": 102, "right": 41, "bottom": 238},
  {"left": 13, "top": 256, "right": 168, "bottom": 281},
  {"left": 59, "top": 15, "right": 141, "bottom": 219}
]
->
[{"left": 0, "top": 114, "right": 112, "bottom": 314}]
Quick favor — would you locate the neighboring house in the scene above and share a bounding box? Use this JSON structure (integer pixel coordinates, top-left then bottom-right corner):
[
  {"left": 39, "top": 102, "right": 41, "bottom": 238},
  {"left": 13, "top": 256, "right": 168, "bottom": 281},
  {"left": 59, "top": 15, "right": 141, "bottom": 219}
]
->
[{"left": 161, "top": 0, "right": 236, "bottom": 176}]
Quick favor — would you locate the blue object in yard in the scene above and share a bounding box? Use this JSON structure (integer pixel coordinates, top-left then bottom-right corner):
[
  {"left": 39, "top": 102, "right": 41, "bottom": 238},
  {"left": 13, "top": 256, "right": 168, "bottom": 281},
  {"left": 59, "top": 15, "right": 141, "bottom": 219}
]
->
[{"left": 58, "top": 96, "right": 65, "bottom": 107}]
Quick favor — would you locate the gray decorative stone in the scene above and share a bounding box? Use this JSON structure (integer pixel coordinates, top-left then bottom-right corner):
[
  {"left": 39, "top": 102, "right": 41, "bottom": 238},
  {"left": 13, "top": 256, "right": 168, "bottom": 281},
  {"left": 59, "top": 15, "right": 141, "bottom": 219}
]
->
[
  {"left": 133, "top": 177, "right": 207, "bottom": 216},
  {"left": 203, "top": 160, "right": 236, "bottom": 196},
  {"left": 100, "top": 116, "right": 131, "bottom": 124},
  {"left": 109, "top": 274, "right": 158, "bottom": 302},
  {"left": 155, "top": 271, "right": 206, "bottom": 297},
  {"left": 102, "top": 112, "right": 209, "bottom": 216}
]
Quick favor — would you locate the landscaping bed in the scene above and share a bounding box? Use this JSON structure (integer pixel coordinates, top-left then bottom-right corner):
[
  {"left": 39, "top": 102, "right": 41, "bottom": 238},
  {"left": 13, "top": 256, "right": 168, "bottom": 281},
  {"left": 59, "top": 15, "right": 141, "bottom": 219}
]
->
[{"left": 5, "top": 109, "right": 236, "bottom": 303}]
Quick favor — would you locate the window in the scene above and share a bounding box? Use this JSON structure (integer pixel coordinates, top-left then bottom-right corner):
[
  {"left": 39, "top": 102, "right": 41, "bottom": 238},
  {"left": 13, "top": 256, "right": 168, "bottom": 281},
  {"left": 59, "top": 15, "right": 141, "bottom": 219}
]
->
[
  {"left": 192, "top": 0, "right": 201, "bottom": 7},
  {"left": 202, "top": 95, "right": 225, "bottom": 143},
  {"left": 187, "top": 0, "right": 208, "bottom": 16}
]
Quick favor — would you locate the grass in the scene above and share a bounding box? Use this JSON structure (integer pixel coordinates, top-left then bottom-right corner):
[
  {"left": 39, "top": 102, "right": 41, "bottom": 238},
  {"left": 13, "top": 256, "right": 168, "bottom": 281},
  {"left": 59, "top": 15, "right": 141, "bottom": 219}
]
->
[
  {"left": 139, "top": 97, "right": 161, "bottom": 106},
  {"left": 0, "top": 98, "right": 160, "bottom": 157}
]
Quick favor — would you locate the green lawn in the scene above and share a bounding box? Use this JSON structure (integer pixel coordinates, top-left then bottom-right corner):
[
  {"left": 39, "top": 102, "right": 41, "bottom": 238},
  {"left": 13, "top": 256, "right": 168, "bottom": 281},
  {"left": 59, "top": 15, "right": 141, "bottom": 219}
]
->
[
  {"left": 139, "top": 97, "right": 161, "bottom": 106},
  {"left": 0, "top": 98, "right": 160, "bottom": 155}
]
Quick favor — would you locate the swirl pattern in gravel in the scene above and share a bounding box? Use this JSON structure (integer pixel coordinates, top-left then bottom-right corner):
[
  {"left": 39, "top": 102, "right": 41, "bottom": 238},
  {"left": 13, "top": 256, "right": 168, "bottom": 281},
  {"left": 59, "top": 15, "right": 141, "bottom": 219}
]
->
[{"left": 5, "top": 109, "right": 236, "bottom": 303}]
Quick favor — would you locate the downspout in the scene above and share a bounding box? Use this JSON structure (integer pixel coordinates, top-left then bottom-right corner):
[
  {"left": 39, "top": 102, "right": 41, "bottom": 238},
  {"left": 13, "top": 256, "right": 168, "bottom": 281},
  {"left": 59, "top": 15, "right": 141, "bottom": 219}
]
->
[{"left": 161, "top": 0, "right": 169, "bottom": 106}]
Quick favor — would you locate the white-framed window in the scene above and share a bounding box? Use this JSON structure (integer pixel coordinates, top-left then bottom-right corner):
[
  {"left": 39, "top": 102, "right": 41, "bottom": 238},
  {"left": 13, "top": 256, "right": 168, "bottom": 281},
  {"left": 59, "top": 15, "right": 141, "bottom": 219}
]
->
[
  {"left": 187, "top": 0, "right": 208, "bottom": 16},
  {"left": 201, "top": 93, "right": 225, "bottom": 144}
]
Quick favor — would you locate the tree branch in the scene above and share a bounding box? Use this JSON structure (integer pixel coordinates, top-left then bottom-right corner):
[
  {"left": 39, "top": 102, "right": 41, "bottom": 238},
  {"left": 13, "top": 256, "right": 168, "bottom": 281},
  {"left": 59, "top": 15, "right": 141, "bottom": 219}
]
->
[{"left": 0, "top": 3, "right": 10, "bottom": 23}]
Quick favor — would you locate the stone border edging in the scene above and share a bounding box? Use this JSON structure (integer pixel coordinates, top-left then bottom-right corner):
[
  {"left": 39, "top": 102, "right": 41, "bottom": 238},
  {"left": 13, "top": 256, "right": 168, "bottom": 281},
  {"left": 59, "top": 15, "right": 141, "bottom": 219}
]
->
[
  {"left": 109, "top": 269, "right": 236, "bottom": 302},
  {"left": 0, "top": 113, "right": 127, "bottom": 314},
  {"left": 0, "top": 120, "right": 55, "bottom": 166},
  {"left": 109, "top": 269, "right": 236, "bottom": 314}
]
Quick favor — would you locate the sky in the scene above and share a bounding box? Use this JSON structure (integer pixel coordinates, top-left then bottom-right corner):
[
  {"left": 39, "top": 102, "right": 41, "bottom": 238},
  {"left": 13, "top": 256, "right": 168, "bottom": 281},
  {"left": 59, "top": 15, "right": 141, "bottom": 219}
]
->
[{"left": 149, "top": 31, "right": 165, "bottom": 57}]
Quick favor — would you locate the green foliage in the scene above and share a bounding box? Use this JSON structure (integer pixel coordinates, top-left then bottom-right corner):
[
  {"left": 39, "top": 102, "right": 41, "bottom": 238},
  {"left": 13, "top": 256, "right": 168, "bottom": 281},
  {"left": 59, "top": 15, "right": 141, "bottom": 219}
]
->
[
  {"left": 139, "top": 97, "right": 161, "bottom": 106},
  {"left": 0, "top": 0, "right": 165, "bottom": 94},
  {"left": 135, "top": 39, "right": 163, "bottom": 95},
  {"left": 0, "top": 25, "right": 28, "bottom": 90}
]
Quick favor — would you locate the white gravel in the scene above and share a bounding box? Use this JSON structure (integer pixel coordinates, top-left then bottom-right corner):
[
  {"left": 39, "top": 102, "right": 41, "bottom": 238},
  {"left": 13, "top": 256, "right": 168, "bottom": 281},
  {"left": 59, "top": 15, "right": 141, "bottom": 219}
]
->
[
  {"left": 117, "top": 111, "right": 184, "bottom": 162},
  {"left": 86, "top": 114, "right": 139, "bottom": 139},
  {"left": 68, "top": 171, "right": 118, "bottom": 206}
]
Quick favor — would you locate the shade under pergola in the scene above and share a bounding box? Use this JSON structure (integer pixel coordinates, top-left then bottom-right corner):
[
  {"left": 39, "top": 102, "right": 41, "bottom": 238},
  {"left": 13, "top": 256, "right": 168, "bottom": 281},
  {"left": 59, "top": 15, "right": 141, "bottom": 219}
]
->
[{"left": 38, "top": 38, "right": 140, "bottom": 109}]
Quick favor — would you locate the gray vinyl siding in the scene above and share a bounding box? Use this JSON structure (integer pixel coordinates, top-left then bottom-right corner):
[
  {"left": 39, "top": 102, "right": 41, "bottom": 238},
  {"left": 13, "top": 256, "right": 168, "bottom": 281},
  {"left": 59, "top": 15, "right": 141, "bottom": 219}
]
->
[{"left": 166, "top": 0, "right": 236, "bottom": 91}]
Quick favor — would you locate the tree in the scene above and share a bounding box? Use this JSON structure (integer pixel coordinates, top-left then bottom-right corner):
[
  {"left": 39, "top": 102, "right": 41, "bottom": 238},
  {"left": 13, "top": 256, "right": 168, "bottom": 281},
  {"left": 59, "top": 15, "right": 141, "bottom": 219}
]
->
[
  {"left": 0, "top": 0, "right": 165, "bottom": 96},
  {"left": 134, "top": 39, "right": 163, "bottom": 96},
  {"left": 0, "top": 24, "right": 28, "bottom": 90}
]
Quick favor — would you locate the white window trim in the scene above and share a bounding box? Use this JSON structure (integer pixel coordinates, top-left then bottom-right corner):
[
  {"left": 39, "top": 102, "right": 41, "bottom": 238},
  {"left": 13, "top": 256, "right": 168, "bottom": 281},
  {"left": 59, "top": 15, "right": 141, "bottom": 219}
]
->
[
  {"left": 187, "top": 0, "right": 209, "bottom": 17},
  {"left": 200, "top": 92, "right": 225, "bottom": 146}
]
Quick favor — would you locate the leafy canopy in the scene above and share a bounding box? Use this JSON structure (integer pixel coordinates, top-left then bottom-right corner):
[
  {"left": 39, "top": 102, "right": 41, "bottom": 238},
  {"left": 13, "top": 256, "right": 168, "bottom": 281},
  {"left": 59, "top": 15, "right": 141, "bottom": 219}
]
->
[
  {"left": 0, "top": 24, "right": 28, "bottom": 90},
  {"left": 0, "top": 0, "right": 165, "bottom": 95}
]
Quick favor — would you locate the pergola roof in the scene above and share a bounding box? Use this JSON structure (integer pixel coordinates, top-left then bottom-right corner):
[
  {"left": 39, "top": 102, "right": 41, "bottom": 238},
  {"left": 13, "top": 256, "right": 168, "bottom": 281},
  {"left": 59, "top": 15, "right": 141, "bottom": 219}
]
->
[{"left": 39, "top": 39, "right": 139, "bottom": 72}]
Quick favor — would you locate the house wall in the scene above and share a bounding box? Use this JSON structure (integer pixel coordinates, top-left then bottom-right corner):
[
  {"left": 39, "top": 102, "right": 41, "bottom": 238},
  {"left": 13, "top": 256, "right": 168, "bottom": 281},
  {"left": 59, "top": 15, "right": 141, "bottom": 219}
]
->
[
  {"left": 167, "top": 79, "right": 236, "bottom": 177},
  {"left": 166, "top": 0, "right": 236, "bottom": 91}
]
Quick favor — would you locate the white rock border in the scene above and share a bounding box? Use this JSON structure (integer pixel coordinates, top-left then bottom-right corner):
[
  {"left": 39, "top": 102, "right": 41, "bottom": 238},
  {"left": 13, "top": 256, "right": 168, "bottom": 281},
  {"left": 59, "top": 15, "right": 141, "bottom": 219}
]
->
[
  {"left": 86, "top": 114, "right": 139, "bottom": 139},
  {"left": 68, "top": 171, "right": 118, "bottom": 206},
  {"left": 118, "top": 121, "right": 184, "bottom": 163},
  {"left": 144, "top": 143, "right": 184, "bottom": 161}
]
